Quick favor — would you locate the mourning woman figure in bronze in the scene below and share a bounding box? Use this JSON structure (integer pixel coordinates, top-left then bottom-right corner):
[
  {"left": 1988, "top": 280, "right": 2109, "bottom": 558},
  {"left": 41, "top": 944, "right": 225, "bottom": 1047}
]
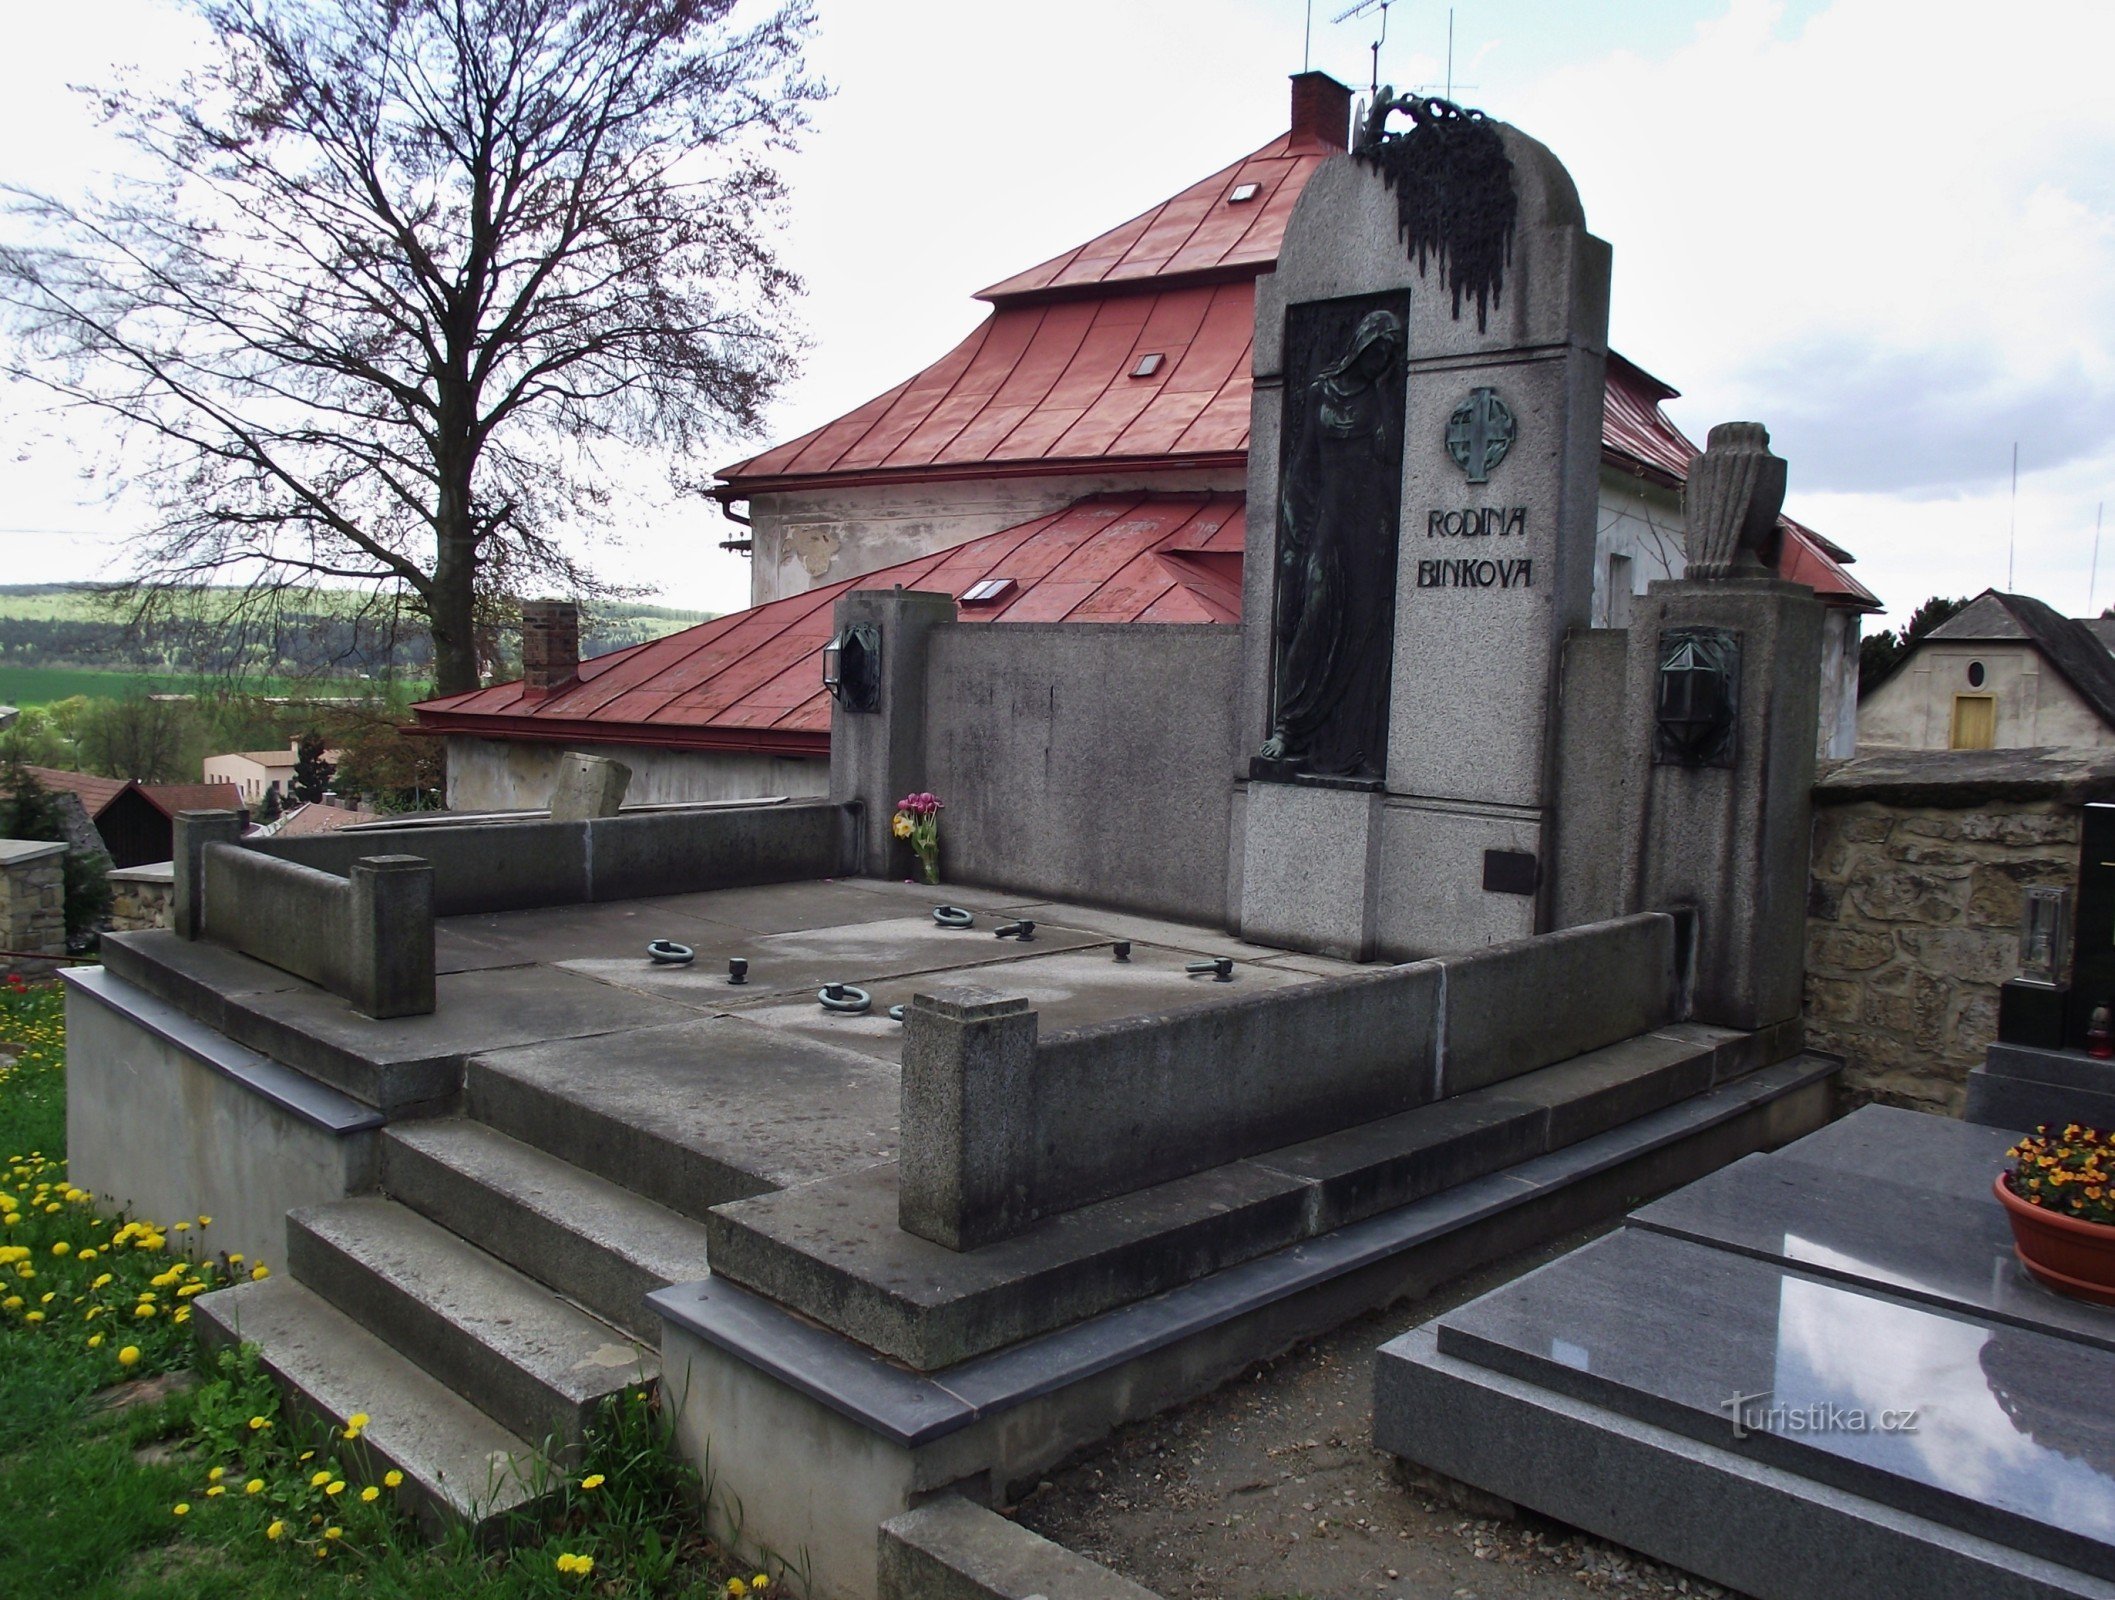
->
[{"left": 1258, "top": 306, "right": 1406, "bottom": 780}]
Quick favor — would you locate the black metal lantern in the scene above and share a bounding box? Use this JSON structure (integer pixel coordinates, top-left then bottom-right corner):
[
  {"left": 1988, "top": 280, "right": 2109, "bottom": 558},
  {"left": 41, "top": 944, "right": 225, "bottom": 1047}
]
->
[
  {"left": 822, "top": 622, "right": 882, "bottom": 713},
  {"left": 1654, "top": 627, "right": 1739, "bottom": 767}
]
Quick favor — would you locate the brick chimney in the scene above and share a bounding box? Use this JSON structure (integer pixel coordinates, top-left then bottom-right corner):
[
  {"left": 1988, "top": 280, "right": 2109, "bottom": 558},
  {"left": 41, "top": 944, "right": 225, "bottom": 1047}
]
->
[
  {"left": 1289, "top": 71, "right": 1352, "bottom": 152},
  {"left": 520, "top": 599, "right": 580, "bottom": 698}
]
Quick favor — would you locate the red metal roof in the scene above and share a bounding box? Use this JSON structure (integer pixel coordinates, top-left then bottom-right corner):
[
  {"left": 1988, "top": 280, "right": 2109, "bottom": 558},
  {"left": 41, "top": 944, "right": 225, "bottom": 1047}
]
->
[
  {"left": 975, "top": 130, "right": 1339, "bottom": 305},
  {"left": 413, "top": 493, "right": 1245, "bottom": 754},
  {"left": 716, "top": 132, "right": 1873, "bottom": 613},
  {"left": 714, "top": 282, "right": 1258, "bottom": 489},
  {"left": 1602, "top": 353, "right": 1879, "bottom": 612}
]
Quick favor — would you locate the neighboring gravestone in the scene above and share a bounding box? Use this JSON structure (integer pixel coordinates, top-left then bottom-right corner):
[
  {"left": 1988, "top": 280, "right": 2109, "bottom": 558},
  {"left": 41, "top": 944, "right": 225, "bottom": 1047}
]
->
[
  {"left": 547, "top": 750, "right": 632, "bottom": 821},
  {"left": 1237, "top": 92, "right": 1611, "bottom": 959}
]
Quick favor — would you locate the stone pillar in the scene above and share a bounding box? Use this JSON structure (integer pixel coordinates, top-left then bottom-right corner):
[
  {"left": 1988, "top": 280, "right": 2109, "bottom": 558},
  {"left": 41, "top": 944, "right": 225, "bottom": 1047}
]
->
[
  {"left": 898, "top": 987, "right": 1038, "bottom": 1251},
  {"left": 1622, "top": 577, "right": 1822, "bottom": 1030},
  {"left": 827, "top": 587, "right": 958, "bottom": 877},
  {"left": 0, "top": 839, "right": 66, "bottom": 959},
  {"left": 347, "top": 855, "right": 436, "bottom": 1019},
  {"left": 1234, "top": 102, "right": 1611, "bottom": 959},
  {"left": 173, "top": 810, "right": 247, "bottom": 941}
]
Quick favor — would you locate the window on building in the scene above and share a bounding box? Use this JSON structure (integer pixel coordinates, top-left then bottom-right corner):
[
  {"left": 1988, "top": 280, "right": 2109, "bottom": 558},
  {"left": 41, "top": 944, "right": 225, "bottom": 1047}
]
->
[
  {"left": 1606, "top": 553, "right": 1634, "bottom": 629},
  {"left": 1951, "top": 693, "right": 1996, "bottom": 750},
  {"left": 1968, "top": 660, "right": 1986, "bottom": 687}
]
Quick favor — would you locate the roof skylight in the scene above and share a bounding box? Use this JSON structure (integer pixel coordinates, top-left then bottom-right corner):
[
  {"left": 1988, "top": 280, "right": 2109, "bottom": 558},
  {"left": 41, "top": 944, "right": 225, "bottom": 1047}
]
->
[
  {"left": 1130, "top": 352, "right": 1165, "bottom": 379},
  {"left": 961, "top": 578, "right": 1017, "bottom": 605},
  {"left": 1229, "top": 182, "right": 1261, "bottom": 203}
]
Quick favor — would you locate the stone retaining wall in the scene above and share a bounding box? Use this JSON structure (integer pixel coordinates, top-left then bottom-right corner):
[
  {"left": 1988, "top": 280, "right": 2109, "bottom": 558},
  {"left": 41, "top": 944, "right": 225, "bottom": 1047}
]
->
[
  {"left": 1805, "top": 748, "right": 2115, "bottom": 1113},
  {"left": 0, "top": 838, "right": 66, "bottom": 962},
  {"left": 107, "top": 863, "right": 175, "bottom": 932}
]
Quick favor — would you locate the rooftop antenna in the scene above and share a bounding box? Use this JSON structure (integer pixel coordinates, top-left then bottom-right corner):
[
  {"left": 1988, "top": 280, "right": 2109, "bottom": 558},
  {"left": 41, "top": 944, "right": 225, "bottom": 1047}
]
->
[
  {"left": 2008, "top": 441, "right": 2019, "bottom": 591},
  {"left": 1414, "top": 8, "right": 1479, "bottom": 102},
  {"left": 2094, "top": 501, "right": 2106, "bottom": 615},
  {"left": 1331, "top": 0, "right": 1392, "bottom": 95}
]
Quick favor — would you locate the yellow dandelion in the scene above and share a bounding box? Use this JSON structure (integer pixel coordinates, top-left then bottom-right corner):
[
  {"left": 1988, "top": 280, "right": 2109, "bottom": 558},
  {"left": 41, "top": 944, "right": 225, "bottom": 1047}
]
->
[
  {"left": 246, "top": 1479, "right": 264, "bottom": 1495},
  {"left": 580, "top": 1473, "right": 605, "bottom": 1490},
  {"left": 266, "top": 1520, "right": 286, "bottom": 1540},
  {"left": 118, "top": 1344, "right": 140, "bottom": 1367},
  {"left": 326, "top": 1481, "right": 345, "bottom": 1497},
  {"left": 360, "top": 1485, "right": 379, "bottom": 1503},
  {"left": 173, "top": 1503, "right": 190, "bottom": 1517},
  {"left": 325, "top": 1526, "right": 343, "bottom": 1541},
  {"left": 50, "top": 1241, "right": 68, "bottom": 1257},
  {"left": 248, "top": 1416, "right": 270, "bottom": 1431},
  {"left": 383, "top": 1470, "right": 404, "bottom": 1489},
  {"left": 206, "top": 1485, "right": 225, "bottom": 1498},
  {"left": 209, "top": 1467, "right": 225, "bottom": 1482},
  {"left": 310, "top": 1470, "right": 331, "bottom": 1488},
  {"left": 251, "top": 1264, "right": 270, "bottom": 1281},
  {"left": 87, "top": 1333, "right": 103, "bottom": 1349}
]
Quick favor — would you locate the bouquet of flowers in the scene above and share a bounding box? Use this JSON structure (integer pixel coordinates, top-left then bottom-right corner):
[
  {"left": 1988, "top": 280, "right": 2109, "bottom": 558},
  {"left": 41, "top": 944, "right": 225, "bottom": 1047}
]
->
[{"left": 892, "top": 791, "right": 944, "bottom": 885}]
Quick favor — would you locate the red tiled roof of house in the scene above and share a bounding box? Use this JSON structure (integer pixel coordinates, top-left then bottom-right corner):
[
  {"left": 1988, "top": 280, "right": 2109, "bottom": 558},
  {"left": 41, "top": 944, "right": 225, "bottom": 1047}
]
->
[
  {"left": 137, "top": 783, "right": 243, "bottom": 819},
  {"left": 20, "top": 766, "right": 129, "bottom": 818},
  {"left": 273, "top": 801, "right": 384, "bottom": 836},
  {"left": 414, "top": 493, "right": 1245, "bottom": 754}
]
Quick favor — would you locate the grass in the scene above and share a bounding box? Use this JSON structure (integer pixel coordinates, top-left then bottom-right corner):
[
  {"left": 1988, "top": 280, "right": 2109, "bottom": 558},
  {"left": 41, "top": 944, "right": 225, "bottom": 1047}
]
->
[{"left": 0, "top": 977, "right": 785, "bottom": 1598}]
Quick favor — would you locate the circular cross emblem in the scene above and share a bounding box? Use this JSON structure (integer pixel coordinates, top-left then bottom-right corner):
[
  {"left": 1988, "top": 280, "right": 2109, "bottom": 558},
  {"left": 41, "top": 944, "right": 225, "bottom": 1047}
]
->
[{"left": 1446, "top": 386, "right": 1516, "bottom": 484}]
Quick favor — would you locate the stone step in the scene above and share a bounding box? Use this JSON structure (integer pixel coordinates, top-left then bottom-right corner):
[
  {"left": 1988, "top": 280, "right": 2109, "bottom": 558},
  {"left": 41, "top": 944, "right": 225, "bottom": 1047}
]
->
[
  {"left": 1253, "top": 1018, "right": 1799, "bottom": 1232},
  {"left": 706, "top": 1026, "right": 1810, "bottom": 1369},
  {"left": 194, "top": 1275, "right": 549, "bottom": 1541},
  {"left": 381, "top": 1118, "right": 715, "bottom": 1340},
  {"left": 461, "top": 1014, "right": 901, "bottom": 1223},
  {"left": 287, "top": 1196, "right": 656, "bottom": 1459}
]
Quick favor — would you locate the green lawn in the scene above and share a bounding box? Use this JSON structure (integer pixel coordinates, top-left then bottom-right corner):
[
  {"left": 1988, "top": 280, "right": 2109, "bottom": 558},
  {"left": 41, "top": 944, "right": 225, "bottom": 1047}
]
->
[{"left": 0, "top": 978, "right": 780, "bottom": 1598}]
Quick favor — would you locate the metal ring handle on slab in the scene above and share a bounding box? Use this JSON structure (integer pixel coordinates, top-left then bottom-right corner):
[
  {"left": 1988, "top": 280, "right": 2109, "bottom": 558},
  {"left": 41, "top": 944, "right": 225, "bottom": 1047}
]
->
[
  {"left": 888, "top": 1004, "right": 906, "bottom": 1023},
  {"left": 646, "top": 940, "right": 695, "bottom": 966},
  {"left": 818, "top": 983, "right": 872, "bottom": 1015},
  {"left": 932, "top": 905, "right": 975, "bottom": 929}
]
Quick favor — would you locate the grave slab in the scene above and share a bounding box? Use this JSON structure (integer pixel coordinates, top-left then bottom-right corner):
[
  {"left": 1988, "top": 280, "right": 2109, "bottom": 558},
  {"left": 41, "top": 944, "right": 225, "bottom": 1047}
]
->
[
  {"left": 725, "top": 943, "right": 1325, "bottom": 1064},
  {"left": 1423, "top": 1224, "right": 2115, "bottom": 1583},
  {"left": 557, "top": 914, "right": 1104, "bottom": 1007},
  {"left": 1632, "top": 1144, "right": 2115, "bottom": 1354}
]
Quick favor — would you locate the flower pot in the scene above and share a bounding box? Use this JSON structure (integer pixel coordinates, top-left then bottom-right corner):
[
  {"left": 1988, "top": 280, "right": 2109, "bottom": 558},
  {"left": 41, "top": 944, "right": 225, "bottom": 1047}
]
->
[{"left": 1994, "top": 1173, "right": 2115, "bottom": 1307}]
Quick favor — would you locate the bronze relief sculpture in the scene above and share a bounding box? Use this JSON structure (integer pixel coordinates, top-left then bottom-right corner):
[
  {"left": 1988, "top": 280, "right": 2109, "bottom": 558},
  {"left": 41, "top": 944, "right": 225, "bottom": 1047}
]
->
[{"left": 1257, "top": 305, "right": 1406, "bottom": 782}]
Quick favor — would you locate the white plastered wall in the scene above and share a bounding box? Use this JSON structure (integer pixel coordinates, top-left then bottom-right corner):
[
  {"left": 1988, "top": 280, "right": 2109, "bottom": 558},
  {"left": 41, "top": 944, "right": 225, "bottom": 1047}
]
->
[{"left": 1857, "top": 641, "right": 2115, "bottom": 751}]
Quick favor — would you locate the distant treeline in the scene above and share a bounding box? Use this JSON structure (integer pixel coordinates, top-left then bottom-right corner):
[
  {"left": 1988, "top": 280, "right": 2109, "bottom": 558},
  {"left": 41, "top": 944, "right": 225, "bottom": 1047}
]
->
[{"left": 0, "top": 587, "right": 712, "bottom": 682}]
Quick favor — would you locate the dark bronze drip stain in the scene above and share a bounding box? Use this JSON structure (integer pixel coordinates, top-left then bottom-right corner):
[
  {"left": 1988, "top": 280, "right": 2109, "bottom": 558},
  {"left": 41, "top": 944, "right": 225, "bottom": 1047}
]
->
[{"left": 1357, "top": 97, "right": 1517, "bottom": 333}]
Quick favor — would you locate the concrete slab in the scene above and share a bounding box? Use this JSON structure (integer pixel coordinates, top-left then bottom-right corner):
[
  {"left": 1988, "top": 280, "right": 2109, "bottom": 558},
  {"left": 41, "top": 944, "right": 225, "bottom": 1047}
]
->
[
  {"left": 226, "top": 964, "right": 703, "bottom": 1113},
  {"left": 465, "top": 1014, "right": 901, "bottom": 1220},
  {"left": 435, "top": 898, "right": 733, "bottom": 969},
  {"left": 556, "top": 915, "right": 1105, "bottom": 1008},
  {"left": 726, "top": 943, "right": 1327, "bottom": 1064},
  {"left": 630, "top": 878, "right": 948, "bottom": 936}
]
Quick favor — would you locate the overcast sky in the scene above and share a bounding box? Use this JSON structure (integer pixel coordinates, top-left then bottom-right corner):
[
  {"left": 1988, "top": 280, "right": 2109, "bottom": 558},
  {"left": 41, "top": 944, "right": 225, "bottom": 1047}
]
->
[{"left": 2, "top": 0, "right": 2111, "bottom": 628}]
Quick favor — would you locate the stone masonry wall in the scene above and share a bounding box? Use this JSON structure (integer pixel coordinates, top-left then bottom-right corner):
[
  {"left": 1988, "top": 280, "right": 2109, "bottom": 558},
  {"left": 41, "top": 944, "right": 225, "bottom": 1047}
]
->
[
  {"left": 106, "top": 866, "right": 175, "bottom": 933},
  {"left": 1804, "top": 749, "right": 2115, "bottom": 1113},
  {"left": 0, "top": 841, "right": 67, "bottom": 961}
]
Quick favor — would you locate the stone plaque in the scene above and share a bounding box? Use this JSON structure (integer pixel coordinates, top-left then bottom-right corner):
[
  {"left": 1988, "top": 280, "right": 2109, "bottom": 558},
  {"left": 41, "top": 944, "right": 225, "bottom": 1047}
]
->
[{"left": 1255, "top": 290, "right": 1409, "bottom": 784}]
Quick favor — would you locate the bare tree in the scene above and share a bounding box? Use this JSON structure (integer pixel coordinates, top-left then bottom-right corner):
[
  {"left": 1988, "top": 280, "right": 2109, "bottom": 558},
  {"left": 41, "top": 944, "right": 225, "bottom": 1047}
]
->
[{"left": 2, "top": 0, "right": 819, "bottom": 693}]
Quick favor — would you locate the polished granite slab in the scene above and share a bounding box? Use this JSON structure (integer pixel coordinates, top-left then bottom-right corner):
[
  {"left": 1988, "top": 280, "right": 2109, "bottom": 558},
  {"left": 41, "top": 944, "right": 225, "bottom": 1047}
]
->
[
  {"left": 1433, "top": 1224, "right": 2115, "bottom": 1581},
  {"left": 1630, "top": 1108, "right": 2115, "bottom": 1353}
]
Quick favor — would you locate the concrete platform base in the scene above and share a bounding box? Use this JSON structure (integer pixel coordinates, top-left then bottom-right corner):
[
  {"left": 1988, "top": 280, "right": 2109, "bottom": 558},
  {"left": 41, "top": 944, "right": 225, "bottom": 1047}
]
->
[{"left": 652, "top": 1055, "right": 1835, "bottom": 1600}]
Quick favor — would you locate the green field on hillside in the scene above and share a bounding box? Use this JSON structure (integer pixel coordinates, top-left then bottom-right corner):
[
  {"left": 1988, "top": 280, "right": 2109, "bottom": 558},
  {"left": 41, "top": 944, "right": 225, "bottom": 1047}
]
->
[
  {"left": 0, "top": 665, "right": 176, "bottom": 707},
  {"left": 0, "top": 584, "right": 711, "bottom": 631}
]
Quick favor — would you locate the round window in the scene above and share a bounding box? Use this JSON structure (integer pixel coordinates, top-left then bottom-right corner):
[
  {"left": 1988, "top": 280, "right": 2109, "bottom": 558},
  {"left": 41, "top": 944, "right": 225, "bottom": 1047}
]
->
[{"left": 1968, "top": 661, "right": 1987, "bottom": 688}]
